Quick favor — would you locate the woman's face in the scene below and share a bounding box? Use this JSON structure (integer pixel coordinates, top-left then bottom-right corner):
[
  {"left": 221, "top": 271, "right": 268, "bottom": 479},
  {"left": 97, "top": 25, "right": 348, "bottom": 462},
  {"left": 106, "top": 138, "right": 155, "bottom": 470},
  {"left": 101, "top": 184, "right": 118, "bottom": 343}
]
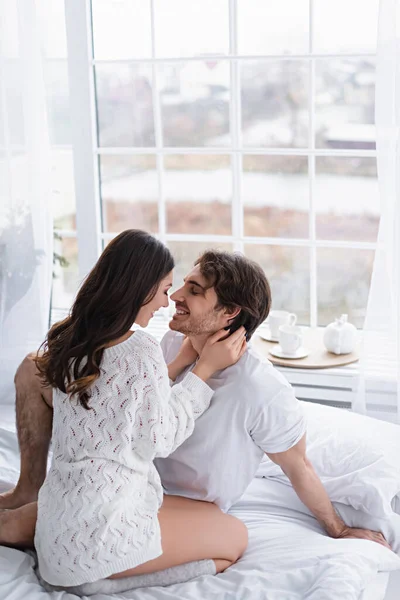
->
[{"left": 135, "top": 271, "right": 173, "bottom": 327}]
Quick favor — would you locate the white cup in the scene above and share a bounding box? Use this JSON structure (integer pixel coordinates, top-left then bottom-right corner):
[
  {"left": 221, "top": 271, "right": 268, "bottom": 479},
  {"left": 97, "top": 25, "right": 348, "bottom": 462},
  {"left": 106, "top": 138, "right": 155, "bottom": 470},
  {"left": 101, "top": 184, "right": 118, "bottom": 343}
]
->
[
  {"left": 268, "top": 310, "right": 297, "bottom": 339},
  {"left": 278, "top": 324, "right": 302, "bottom": 355}
]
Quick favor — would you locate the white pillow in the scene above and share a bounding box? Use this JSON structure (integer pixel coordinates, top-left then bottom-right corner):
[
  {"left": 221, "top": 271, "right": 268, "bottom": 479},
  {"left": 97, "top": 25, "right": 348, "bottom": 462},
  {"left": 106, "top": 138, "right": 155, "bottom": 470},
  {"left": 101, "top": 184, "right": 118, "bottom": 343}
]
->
[{"left": 256, "top": 402, "right": 400, "bottom": 519}]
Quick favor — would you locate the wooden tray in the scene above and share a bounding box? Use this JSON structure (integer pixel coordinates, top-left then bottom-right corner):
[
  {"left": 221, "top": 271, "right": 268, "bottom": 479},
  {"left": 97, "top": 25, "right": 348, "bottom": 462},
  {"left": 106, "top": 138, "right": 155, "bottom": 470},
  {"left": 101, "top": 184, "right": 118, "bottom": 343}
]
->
[{"left": 253, "top": 327, "right": 359, "bottom": 369}]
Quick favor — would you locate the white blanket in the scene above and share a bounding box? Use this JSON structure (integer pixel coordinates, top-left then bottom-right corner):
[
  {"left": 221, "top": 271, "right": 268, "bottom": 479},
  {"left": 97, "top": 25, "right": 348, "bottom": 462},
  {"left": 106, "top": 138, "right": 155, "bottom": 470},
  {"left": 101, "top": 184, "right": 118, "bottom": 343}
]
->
[
  {"left": 1, "top": 402, "right": 400, "bottom": 599},
  {"left": 257, "top": 402, "right": 400, "bottom": 519}
]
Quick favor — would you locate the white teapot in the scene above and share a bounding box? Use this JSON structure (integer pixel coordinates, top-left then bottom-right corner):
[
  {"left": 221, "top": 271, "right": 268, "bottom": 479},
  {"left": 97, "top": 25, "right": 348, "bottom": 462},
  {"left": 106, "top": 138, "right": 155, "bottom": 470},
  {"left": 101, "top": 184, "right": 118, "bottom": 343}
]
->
[{"left": 323, "top": 314, "right": 357, "bottom": 355}]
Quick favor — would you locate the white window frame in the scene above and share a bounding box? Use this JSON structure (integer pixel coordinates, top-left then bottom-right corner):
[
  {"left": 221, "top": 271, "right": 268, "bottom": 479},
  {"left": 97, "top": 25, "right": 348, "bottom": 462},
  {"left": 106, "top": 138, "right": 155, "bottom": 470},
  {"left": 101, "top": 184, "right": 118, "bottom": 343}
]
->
[{"left": 60, "top": 0, "right": 378, "bottom": 328}]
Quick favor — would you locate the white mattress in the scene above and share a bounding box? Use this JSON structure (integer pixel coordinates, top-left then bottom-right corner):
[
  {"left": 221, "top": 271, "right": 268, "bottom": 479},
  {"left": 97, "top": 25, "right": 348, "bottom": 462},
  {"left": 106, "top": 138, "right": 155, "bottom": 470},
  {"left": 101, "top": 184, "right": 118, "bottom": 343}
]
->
[{"left": 0, "top": 402, "right": 399, "bottom": 600}]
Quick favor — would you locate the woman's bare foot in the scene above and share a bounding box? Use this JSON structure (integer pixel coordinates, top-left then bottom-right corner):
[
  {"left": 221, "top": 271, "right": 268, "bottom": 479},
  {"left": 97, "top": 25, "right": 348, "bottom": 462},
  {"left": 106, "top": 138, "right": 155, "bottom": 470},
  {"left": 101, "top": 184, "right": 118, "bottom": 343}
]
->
[{"left": 0, "top": 486, "right": 38, "bottom": 510}]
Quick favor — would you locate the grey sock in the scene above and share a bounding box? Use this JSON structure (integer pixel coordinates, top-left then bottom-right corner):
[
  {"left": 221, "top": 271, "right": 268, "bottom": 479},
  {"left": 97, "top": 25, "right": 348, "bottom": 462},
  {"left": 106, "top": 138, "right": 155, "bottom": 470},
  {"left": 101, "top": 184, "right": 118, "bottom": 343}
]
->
[{"left": 40, "top": 559, "right": 217, "bottom": 596}]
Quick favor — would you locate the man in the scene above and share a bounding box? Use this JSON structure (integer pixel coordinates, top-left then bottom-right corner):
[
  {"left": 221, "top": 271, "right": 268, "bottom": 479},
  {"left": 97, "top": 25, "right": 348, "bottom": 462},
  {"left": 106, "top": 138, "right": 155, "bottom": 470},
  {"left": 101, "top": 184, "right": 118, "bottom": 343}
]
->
[{"left": 0, "top": 250, "right": 388, "bottom": 550}]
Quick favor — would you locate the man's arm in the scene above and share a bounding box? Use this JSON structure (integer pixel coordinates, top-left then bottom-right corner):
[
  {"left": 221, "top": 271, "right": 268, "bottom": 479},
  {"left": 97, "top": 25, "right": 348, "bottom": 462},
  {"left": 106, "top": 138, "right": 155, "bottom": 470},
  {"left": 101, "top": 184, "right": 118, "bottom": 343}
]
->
[{"left": 266, "top": 434, "right": 391, "bottom": 549}]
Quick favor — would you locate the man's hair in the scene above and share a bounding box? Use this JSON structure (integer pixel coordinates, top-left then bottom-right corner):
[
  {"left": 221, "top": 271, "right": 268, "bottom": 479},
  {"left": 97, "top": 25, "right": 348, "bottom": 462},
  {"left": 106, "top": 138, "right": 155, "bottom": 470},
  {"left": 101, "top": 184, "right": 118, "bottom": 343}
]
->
[{"left": 195, "top": 250, "right": 271, "bottom": 340}]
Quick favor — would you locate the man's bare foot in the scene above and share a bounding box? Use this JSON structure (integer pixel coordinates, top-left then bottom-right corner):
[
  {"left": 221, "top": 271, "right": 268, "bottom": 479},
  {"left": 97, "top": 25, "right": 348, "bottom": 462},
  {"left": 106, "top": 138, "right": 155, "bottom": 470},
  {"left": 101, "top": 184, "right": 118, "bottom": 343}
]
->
[{"left": 0, "top": 487, "right": 38, "bottom": 510}]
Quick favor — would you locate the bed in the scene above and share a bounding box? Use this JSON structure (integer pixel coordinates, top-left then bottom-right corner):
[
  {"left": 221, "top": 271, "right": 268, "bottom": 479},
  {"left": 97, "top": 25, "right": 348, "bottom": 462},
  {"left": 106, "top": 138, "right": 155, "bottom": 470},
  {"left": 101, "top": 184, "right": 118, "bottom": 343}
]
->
[{"left": 1, "top": 400, "right": 400, "bottom": 600}]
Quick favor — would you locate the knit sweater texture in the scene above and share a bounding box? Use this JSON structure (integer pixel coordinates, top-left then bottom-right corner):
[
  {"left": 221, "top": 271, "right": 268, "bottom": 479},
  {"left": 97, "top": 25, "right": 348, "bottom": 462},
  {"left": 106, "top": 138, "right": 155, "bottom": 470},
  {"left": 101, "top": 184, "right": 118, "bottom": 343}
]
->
[{"left": 34, "top": 330, "right": 213, "bottom": 586}]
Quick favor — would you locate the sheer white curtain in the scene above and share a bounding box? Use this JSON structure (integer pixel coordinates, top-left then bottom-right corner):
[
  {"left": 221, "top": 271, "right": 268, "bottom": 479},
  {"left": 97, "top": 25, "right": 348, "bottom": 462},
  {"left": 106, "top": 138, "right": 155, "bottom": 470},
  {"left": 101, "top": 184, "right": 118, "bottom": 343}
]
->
[
  {"left": 0, "top": 0, "right": 53, "bottom": 407},
  {"left": 354, "top": 0, "right": 400, "bottom": 423}
]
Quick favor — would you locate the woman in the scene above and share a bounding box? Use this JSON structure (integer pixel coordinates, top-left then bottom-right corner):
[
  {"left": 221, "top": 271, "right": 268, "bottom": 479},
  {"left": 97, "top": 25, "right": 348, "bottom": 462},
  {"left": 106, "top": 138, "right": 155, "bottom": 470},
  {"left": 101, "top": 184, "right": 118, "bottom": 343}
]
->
[{"left": 34, "top": 229, "right": 248, "bottom": 590}]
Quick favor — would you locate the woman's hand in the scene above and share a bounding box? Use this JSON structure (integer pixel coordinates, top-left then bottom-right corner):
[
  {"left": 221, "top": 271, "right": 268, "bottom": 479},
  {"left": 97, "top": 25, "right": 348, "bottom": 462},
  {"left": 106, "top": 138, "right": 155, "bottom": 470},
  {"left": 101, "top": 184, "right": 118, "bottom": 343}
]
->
[
  {"left": 193, "top": 327, "right": 247, "bottom": 381},
  {"left": 168, "top": 337, "right": 198, "bottom": 382}
]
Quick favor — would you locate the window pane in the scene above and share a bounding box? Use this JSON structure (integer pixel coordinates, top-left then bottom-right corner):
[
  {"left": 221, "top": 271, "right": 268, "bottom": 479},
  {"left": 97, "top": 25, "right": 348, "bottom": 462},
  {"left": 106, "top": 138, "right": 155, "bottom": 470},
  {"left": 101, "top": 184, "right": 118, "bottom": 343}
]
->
[
  {"left": 315, "top": 157, "right": 379, "bottom": 242},
  {"left": 159, "top": 61, "right": 230, "bottom": 147},
  {"left": 52, "top": 149, "right": 76, "bottom": 230},
  {"left": 317, "top": 248, "right": 374, "bottom": 328},
  {"left": 245, "top": 245, "right": 310, "bottom": 324},
  {"left": 165, "top": 155, "right": 231, "bottom": 235},
  {"left": 237, "top": 0, "right": 309, "bottom": 55},
  {"left": 154, "top": 0, "right": 228, "bottom": 58},
  {"left": 45, "top": 62, "right": 72, "bottom": 145},
  {"left": 100, "top": 155, "right": 158, "bottom": 234},
  {"left": 243, "top": 155, "right": 308, "bottom": 238},
  {"left": 92, "top": 0, "right": 152, "bottom": 59},
  {"left": 315, "top": 59, "right": 375, "bottom": 150},
  {"left": 241, "top": 60, "right": 309, "bottom": 148},
  {"left": 52, "top": 236, "right": 80, "bottom": 310},
  {"left": 95, "top": 64, "right": 155, "bottom": 147},
  {"left": 313, "top": 0, "right": 379, "bottom": 54}
]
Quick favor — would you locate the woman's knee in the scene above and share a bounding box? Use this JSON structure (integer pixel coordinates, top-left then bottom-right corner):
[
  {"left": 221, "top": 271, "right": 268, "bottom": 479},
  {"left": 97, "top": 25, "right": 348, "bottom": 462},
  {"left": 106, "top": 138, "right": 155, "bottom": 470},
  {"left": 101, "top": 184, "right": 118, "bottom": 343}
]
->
[{"left": 224, "top": 515, "right": 248, "bottom": 562}]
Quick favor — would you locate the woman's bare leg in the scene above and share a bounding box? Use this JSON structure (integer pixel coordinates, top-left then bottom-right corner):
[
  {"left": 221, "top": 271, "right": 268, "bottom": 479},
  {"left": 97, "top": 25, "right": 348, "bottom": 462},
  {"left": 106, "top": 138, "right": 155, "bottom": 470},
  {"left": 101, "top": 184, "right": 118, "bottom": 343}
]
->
[
  {"left": 0, "top": 354, "right": 53, "bottom": 510},
  {"left": 0, "top": 496, "right": 248, "bottom": 570},
  {"left": 109, "top": 495, "right": 248, "bottom": 578}
]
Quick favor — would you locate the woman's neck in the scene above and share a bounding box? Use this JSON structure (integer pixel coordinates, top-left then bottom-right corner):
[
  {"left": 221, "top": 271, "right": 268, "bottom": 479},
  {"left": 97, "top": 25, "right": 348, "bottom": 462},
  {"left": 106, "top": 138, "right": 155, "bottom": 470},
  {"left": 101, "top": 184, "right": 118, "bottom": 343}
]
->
[{"left": 106, "top": 330, "right": 134, "bottom": 348}]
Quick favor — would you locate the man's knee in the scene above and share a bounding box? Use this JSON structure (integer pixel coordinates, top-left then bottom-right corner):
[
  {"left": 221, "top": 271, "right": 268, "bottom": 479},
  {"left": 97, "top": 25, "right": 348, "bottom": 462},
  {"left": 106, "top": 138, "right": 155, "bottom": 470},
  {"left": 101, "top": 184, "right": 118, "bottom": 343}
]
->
[
  {"left": 14, "top": 354, "right": 52, "bottom": 407},
  {"left": 14, "top": 354, "right": 38, "bottom": 386}
]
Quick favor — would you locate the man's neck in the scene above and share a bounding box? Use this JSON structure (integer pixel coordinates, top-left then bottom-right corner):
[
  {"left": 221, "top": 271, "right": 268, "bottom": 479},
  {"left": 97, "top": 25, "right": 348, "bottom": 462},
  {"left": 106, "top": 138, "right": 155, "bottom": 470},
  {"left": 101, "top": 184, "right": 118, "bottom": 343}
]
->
[{"left": 188, "top": 334, "right": 210, "bottom": 356}]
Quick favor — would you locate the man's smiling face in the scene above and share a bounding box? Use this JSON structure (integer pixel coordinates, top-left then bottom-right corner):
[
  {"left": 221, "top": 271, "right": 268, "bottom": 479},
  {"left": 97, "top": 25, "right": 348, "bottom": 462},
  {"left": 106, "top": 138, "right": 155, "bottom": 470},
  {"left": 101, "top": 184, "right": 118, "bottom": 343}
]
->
[{"left": 169, "top": 265, "right": 229, "bottom": 336}]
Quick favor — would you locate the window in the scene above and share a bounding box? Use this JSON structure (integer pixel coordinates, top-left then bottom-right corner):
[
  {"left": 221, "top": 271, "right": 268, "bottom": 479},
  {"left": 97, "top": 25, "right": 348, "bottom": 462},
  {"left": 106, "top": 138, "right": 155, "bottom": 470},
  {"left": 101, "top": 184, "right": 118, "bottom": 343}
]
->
[{"left": 54, "top": 0, "right": 380, "bottom": 329}]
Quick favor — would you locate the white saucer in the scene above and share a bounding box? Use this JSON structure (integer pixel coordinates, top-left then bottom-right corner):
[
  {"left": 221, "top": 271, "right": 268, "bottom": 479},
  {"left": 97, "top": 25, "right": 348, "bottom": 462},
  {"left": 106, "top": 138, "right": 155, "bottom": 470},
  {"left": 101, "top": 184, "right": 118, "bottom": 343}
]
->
[
  {"left": 269, "top": 345, "right": 309, "bottom": 360},
  {"left": 259, "top": 332, "right": 279, "bottom": 343}
]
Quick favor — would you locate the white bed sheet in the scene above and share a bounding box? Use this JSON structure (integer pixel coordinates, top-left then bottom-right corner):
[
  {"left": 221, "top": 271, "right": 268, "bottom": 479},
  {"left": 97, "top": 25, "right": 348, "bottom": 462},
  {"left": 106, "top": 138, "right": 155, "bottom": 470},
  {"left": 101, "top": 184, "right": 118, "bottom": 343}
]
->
[
  {"left": 384, "top": 570, "right": 400, "bottom": 600},
  {"left": 362, "top": 573, "right": 389, "bottom": 600},
  {"left": 1, "top": 403, "right": 400, "bottom": 600}
]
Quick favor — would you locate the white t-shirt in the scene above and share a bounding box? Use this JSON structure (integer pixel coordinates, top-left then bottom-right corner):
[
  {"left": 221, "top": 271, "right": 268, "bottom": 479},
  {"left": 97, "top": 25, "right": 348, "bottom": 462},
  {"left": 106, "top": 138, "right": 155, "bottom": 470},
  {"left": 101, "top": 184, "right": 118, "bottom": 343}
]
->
[{"left": 155, "top": 331, "right": 306, "bottom": 513}]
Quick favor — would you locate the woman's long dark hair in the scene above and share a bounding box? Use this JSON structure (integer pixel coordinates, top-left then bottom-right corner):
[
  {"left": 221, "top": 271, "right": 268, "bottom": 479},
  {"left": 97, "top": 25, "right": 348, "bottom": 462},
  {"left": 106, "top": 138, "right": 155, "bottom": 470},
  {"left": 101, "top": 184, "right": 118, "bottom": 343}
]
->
[{"left": 35, "top": 230, "right": 174, "bottom": 409}]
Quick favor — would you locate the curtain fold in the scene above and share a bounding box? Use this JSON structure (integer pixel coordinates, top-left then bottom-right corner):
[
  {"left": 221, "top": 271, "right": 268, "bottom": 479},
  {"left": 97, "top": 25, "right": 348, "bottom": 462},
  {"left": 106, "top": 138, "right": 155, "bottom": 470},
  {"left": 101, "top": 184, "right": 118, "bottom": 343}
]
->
[
  {"left": 353, "top": 0, "right": 400, "bottom": 423},
  {"left": 0, "top": 0, "right": 53, "bottom": 407}
]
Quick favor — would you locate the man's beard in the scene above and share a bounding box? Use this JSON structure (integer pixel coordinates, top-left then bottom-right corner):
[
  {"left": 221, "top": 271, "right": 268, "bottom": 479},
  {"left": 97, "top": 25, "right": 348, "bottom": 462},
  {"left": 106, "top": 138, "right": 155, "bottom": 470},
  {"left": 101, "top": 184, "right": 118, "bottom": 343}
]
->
[{"left": 169, "top": 307, "right": 221, "bottom": 336}]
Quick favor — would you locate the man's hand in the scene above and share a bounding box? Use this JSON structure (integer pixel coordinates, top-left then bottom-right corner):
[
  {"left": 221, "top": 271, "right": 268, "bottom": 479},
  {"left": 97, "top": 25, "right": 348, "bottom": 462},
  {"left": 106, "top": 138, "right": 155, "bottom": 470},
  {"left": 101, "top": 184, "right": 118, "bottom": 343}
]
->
[
  {"left": 267, "top": 436, "right": 392, "bottom": 551},
  {"left": 337, "top": 526, "right": 391, "bottom": 550}
]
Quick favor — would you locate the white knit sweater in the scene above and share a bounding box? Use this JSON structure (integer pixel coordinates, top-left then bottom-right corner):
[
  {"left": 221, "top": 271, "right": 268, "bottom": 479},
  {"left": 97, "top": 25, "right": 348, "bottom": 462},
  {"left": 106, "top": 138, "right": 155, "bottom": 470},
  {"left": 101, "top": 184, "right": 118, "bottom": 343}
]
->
[{"left": 35, "top": 330, "right": 213, "bottom": 586}]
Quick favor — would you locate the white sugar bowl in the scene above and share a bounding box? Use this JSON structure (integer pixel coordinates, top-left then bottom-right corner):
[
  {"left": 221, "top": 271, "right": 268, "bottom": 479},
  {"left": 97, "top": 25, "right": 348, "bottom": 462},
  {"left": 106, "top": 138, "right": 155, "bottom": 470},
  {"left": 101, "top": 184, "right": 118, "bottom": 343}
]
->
[{"left": 323, "top": 314, "right": 357, "bottom": 355}]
